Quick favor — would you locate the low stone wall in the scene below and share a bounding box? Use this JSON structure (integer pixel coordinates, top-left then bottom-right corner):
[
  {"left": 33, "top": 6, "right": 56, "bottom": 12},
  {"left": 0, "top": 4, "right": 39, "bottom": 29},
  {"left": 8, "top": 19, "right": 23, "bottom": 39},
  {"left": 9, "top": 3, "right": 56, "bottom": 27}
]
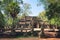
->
[{"left": 44, "top": 32, "right": 57, "bottom": 38}]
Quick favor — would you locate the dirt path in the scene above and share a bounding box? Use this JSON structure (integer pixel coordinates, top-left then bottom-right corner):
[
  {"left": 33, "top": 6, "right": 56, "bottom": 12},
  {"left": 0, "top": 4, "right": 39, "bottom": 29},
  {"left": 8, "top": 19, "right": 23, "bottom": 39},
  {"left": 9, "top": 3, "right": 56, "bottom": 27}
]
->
[{"left": 0, "top": 38, "right": 60, "bottom": 40}]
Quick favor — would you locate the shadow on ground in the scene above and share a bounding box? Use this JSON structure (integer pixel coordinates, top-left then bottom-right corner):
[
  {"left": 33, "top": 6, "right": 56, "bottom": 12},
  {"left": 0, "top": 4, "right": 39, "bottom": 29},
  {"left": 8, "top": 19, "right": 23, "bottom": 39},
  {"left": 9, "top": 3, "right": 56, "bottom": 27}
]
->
[
  {"left": 0, "top": 32, "right": 35, "bottom": 38},
  {"left": 0, "top": 32, "right": 60, "bottom": 38}
]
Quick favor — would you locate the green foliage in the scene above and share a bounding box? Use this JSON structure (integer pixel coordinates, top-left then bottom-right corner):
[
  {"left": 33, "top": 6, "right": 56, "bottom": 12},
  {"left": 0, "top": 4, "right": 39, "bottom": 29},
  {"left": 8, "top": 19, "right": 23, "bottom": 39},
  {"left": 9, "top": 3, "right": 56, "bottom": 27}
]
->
[
  {"left": 7, "top": 17, "right": 13, "bottom": 25},
  {"left": 39, "top": 0, "right": 60, "bottom": 25},
  {"left": 0, "top": 0, "right": 23, "bottom": 29},
  {"left": 22, "top": 3, "right": 31, "bottom": 16},
  {"left": 46, "top": 2, "right": 60, "bottom": 19},
  {"left": 18, "top": 3, "right": 31, "bottom": 19},
  {"left": 39, "top": 0, "right": 60, "bottom": 9},
  {"left": 38, "top": 11, "right": 48, "bottom": 21},
  {"left": 46, "top": 3, "right": 60, "bottom": 25},
  {"left": 5, "top": 2, "right": 20, "bottom": 18},
  {"left": 0, "top": 12, "right": 5, "bottom": 28}
]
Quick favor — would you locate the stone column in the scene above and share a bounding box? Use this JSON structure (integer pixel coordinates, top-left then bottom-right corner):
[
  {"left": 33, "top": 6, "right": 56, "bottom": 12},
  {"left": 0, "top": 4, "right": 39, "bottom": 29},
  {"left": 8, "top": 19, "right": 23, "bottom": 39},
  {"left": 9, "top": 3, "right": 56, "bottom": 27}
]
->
[
  {"left": 21, "top": 26, "right": 23, "bottom": 32},
  {"left": 38, "top": 31, "right": 41, "bottom": 38},
  {"left": 47, "top": 25, "right": 50, "bottom": 29},
  {"left": 37, "top": 23, "right": 40, "bottom": 28}
]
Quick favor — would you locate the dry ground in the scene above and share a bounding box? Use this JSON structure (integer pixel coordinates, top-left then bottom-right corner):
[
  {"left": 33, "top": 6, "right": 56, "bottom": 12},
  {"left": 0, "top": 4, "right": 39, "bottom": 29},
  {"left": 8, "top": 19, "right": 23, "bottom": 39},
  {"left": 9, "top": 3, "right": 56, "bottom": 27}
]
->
[{"left": 0, "top": 38, "right": 60, "bottom": 40}]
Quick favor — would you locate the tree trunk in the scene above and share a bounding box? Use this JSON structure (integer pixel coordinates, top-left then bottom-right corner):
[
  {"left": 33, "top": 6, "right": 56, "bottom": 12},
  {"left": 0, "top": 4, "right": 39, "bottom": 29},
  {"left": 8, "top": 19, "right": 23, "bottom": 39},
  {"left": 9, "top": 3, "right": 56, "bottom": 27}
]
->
[
  {"left": 11, "top": 18, "right": 15, "bottom": 33},
  {"left": 40, "top": 24, "right": 44, "bottom": 38}
]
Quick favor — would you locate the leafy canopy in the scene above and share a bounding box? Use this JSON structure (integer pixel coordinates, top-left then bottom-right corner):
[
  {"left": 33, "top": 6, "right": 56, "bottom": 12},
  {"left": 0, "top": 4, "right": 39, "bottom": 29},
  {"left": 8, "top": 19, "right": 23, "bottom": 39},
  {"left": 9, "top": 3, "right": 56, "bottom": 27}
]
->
[
  {"left": 39, "top": 0, "right": 60, "bottom": 25},
  {"left": 5, "top": 2, "right": 20, "bottom": 18}
]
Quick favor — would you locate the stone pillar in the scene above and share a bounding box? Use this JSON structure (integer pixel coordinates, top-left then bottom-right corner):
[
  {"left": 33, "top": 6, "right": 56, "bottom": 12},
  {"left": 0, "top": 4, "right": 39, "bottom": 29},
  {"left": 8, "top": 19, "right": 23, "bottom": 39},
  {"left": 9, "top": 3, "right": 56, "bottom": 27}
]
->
[
  {"left": 38, "top": 31, "right": 41, "bottom": 38},
  {"left": 37, "top": 23, "right": 40, "bottom": 28},
  {"left": 55, "top": 25, "right": 57, "bottom": 29},
  {"left": 47, "top": 25, "right": 50, "bottom": 29},
  {"left": 21, "top": 26, "right": 23, "bottom": 32}
]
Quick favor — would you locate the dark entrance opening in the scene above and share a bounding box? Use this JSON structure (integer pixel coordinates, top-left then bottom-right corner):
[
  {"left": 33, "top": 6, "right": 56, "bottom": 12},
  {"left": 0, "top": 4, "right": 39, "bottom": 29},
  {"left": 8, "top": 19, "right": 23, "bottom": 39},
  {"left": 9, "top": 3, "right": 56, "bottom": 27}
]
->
[{"left": 33, "top": 23, "right": 37, "bottom": 28}]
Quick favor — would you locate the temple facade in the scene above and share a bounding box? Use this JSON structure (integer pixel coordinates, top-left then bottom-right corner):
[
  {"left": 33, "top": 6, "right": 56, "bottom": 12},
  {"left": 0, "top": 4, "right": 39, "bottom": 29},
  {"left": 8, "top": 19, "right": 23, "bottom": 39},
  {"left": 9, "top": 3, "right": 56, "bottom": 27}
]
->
[
  {"left": 18, "top": 16, "right": 49, "bottom": 29},
  {"left": 18, "top": 16, "right": 41, "bottom": 28}
]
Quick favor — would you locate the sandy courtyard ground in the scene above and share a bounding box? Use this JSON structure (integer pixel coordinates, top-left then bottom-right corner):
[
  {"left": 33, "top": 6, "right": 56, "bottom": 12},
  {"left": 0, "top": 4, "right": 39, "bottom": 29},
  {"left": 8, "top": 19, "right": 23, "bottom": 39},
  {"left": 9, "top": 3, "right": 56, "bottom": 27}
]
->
[{"left": 0, "top": 38, "right": 60, "bottom": 40}]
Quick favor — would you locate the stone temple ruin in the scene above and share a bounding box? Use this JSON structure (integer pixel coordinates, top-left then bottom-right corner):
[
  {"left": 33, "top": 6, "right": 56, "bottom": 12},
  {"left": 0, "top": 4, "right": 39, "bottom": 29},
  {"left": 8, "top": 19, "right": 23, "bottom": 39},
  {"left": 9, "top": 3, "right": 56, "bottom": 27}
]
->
[
  {"left": 0, "top": 16, "right": 59, "bottom": 37},
  {"left": 18, "top": 16, "right": 57, "bottom": 29}
]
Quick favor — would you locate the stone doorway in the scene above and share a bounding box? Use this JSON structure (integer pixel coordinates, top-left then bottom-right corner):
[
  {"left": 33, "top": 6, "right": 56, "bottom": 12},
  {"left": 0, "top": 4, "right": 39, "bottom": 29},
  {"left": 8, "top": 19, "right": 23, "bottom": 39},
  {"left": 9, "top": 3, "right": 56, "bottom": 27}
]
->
[{"left": 33, "top": 23, "right": 37, "bottom": 28}]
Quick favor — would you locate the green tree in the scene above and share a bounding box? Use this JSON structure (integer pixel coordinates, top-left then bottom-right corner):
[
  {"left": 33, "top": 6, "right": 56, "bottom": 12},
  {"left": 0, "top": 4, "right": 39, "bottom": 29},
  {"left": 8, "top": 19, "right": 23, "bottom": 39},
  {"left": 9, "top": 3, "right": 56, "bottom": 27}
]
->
[
  {"left": 5, "top": 2, "right": 20, "bottom": 32},
  {"left": 38, "top": 11, "right": 48, "bottom": 21},
  {"left": 39, "top": 0, "right": 60, "bottom": 25},
  {"left": 38, "top": 0, "right": 60, "bottom": 37},
  {"left": 0, "top": 11, "right": 5, "bottom": 32},
  {"left": 0, "top": 0, "right": 14, "bottom": 29},
  {"left": 0, "top": 0, "right": 5, "bottom": 32},
  {"left": 21, "top": 3, "right": 31, "bottom": 18},
  {"left": 0, "top": 0, "right": 23, "bottom": 33},
  {"left": 0, "top": 0, "right": 23, "bottom": 26}
]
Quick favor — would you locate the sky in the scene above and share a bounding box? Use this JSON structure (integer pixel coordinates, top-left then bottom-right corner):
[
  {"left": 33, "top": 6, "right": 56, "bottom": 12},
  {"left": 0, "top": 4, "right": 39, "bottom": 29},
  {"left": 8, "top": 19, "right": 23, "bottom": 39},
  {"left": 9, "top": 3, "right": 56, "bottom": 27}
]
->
[{"left": 23, "top": 0, "right": 45, "bottom": 16}]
